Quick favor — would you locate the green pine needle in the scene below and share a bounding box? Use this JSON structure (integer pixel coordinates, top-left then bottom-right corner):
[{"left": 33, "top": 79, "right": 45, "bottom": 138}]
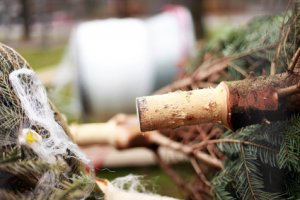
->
[{"left": 212, "top": 116, "right": 300, "bottom": 199}]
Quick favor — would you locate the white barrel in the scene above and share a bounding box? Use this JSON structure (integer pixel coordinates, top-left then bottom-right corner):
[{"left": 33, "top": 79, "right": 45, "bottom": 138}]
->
[
  {"left": 146, "top": 5, "right": 195, "bottom": 89},
  {"left": 73, "top": 19, "right": 154, "bottom": 120},
  {"left": 63, "top": 5, "right": 196, "bottom": 120}
]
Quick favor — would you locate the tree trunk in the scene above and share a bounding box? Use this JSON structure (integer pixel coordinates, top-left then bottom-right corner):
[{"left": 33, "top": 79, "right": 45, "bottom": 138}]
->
[{"left": 137, "top": 72, "right": 300, "bottom": 131}]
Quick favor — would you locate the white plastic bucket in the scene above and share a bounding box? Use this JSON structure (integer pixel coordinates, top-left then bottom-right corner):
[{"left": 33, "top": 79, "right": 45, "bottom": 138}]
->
[{"left": 60, "top": 5, "right": 195, "bottom": 120}]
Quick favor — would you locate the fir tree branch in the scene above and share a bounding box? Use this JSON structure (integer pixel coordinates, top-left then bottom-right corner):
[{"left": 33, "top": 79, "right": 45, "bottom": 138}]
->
[
  {"left": 0, "top": 189, "right": 30, "bottom": 200},
  {"left": 192, "top": 139, "right": 278, "bottom": 153},
  {"left": 212, "top": 166, "right": 236, "bottom": 200},
  {"left": 240, "top": 144, "right": 257, "bottom": 200},
  {"left": 53, "top": 173, "right": 95, "bottom": 200}
]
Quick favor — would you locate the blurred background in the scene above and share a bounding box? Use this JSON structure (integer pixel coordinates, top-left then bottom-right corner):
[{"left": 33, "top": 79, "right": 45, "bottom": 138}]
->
[
  {"left": 0, "top": 0, "right": 286, "bottom": 121},
  {"left": 0, "top": 0, "right": 286, "bottom": 45},
  {"left": 0, "top": 0, "right": 287, "bottom": 198}
]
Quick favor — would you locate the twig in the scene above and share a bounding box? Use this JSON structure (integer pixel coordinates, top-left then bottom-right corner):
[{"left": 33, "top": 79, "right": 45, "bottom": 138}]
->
[
  {"left": 192, "top": 44, "right": 278, "bottom": 80},
  {"left": 154, "top": 151, "right": 207, "bottom": 200},
  {"left": 195, "top": 124, "right": 214, "bottom": 140},
  {"left": 194, "top": 81, "right": 217, "bottom": 89},
  {"left": 228, "top": 62, "right": 248, "bottom": 77},
  {"left": 190, "top": 158, "right": 211, "bottom": 188},
  {"left": 288, "top": 47, "right": 300, "bottom": 72},
  {"left": 192, "top": 139, "right": 278, "bottom": 153},
  {"left": 277, "top": 81, "right": 300, "bottom": 97},
  {"left": 270, "top": 0, "right": 293, "bottom": 75},
  {"left": 197, "top": 127, "right": 223, "bottom": 159},
  {"left": 212, "top": 145, "right": 225, "bottom": 159},
  {"left": 203, "top": 127, "right": 223, "bottom": 141},
  {"left": 154, "top": 77, "right": 193, "bottom": 94},
  {"left": 147, "top": 131, "right": 224, "bottom": 169},
  {"left": 192, "top": 56, "right": 242, "bottom": 81},
  {"left": 207, "top": 144, "right": 217, "bottom": 158},
  {"left": 155, "top": 44, "right": 277, "bottom": 94}
]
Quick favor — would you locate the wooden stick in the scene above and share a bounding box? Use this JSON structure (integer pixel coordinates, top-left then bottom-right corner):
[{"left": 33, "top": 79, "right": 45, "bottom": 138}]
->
[
  {"left": 190, "top": 158, "right": 211, "bottom": 187},
  {"left": 277, "top": 82, "right": 300, "bottom": 97},
  {"left": 288, "top": 47, "right": 300, "bottom": 71},
  {"left": 148, "top": 131, "right": 223, "bottom": 169},
  {"left": 154, "top": 152, "right": 209, "bottom": 200}
]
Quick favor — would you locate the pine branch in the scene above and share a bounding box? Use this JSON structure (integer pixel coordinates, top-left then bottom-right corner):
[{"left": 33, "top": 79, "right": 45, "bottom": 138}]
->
[
  {"left": 239, "top": 145, "right": 257, "bottom": 200},
  {"left": 212, "top": 165, "right": 236, "bottom": 200},
  {"left": 278, "top": 115, "right": 300, "bottom": 171},
  {"left": 282, "top": 171, "right": 300, "bottom": 198},
  {"left": 0, "top": 159, "right": 66, "bottom": 181},
  {"left": 0, "top": 147, "right": 21, "bottom": 163},
  {"left": 235, "top": 145, "right": 282, "bottom": 200},
  {"left": 0, "top": 189, "right": 30, "bottom": 200},
  {"left": 193, "top": 138, "right": 278, "bottom": 153},
  {"left": 53, "top": 172, "right": 95, "bottom": 200},
  {"left": 211, "top": 117, "right": 300, "bottom": 199}
]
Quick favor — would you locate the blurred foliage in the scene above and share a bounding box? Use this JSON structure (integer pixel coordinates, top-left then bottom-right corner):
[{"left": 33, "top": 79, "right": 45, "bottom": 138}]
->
[
  {"left": 187, "top": 12, "right": 294, "bottom": 81},
  {"left": 17, "top": 46, "right": 65, "bottom": 70}
]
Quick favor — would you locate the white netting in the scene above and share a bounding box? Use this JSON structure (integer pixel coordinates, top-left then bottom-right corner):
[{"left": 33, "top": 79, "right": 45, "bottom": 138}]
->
[
  {"left": 103, "top": 175, "right": 178, "bottom": 200},
  {"left": 8, "top": 68, "right": 95, "bottom": 187},
  {"left": 8, "top": 68, "right": 177, "bottom": 200}
]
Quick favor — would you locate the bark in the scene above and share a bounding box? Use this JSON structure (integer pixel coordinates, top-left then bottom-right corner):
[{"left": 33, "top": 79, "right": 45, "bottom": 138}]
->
[{"left": 136, "top": 72, "right": 300, "bottom": 131}]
